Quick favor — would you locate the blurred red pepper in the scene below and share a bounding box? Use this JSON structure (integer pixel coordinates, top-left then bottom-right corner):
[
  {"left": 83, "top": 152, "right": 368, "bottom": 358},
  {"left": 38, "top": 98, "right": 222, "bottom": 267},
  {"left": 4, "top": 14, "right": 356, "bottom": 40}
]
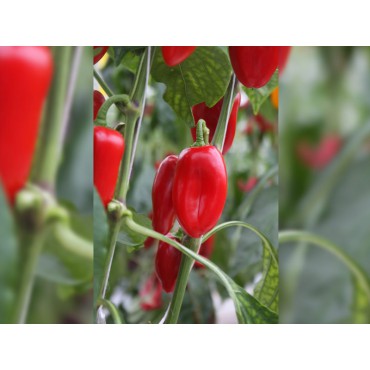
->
[
  {"left": 229, "top": 47, "right": 279, "bottom": 88},
  {"left": 140, "top": 274, "right": 163, "bottom": 310},
  {"left": 237, "top": 176, "right": 258, "bottom": 192},
  {"left": 191, "top": 93, "right": 241, "bottom": 154},
  {"left": 93, "top": 90, "right": 105, "bottom": 120},
  {"left": 173, "top": 145, "right": 227, "bottom": 238},
  {"left": 93, "top": 46, "right": 109, "bottom": 64},
  {"left": 162, "top": 46, "right": 196, "bottom": 66},
  {"left": 93, "top": 126, "right": 125, "bottom": 207},
  {"left": 155, "top": 234, "right": 182, "bottom": 293},
  {"left": 194, "top": 235, "right": 215, "bottom": 269},
  {"left": 152, "top": 154, "right": 178, "bottom": 235},
  {"left": 0, "top": 47, "right": 53, "bottom": 204},
  {"left": 297, "top": 134, "right": 342, "bottom": 169}
]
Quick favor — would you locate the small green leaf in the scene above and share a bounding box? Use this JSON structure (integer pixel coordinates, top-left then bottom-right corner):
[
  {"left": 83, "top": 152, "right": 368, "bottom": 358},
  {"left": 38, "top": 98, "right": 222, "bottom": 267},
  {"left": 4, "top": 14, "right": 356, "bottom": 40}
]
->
[
  {"left": 0, "top": 185, "right": 18, "bottom": 323},
  {"left": 93, "top": 190, "right": 109, "bottom": 303},
  {"left": 243, "top": 71, "right": 278, "bottom": 115},
  {"left": 151, "top": 46, "right": 232, "bottom": 125}
]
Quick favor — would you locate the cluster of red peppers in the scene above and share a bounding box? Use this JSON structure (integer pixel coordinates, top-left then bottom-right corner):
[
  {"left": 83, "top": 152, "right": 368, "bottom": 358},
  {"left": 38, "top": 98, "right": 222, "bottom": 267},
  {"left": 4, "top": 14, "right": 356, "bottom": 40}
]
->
[{"left": 0, "top": 47, "right": 53, "bottom": 204}]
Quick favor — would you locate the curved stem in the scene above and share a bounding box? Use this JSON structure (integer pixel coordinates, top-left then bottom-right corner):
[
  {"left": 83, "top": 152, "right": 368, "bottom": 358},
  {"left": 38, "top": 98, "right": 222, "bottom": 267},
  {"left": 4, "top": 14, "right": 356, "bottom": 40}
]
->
[
  {"left": 53, "top": 222, "right": 93, "bottom": 260},
  {"left": 203, "top": 220, "right": 278, "bottom": 264},
  {"left": 164, "top": 236, "right": 201, "bottom": 324},
  {"left": 212, "top": 74, "right": 237, "bottom": 152},
  {"left": 97, "top": 298, "right": 124, "bottom": 324},
  {"left": 95, "top": 94, "right": 132, "bottom": 126},
  {"left": 12, "top": 232, "right": 45, "bottom": 323},
  {"left": 93, "top": 69, "right": 114, "bottom": 97},
  {"left": 279, "top": 230, "right": 370, "bottom": 303}
]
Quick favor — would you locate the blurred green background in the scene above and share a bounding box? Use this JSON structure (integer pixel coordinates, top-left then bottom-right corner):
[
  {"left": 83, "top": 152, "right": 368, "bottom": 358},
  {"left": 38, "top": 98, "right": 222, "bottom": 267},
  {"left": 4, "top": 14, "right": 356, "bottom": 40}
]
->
[{"left": 279, "top": 47, "right": 370, "bottom": 323}]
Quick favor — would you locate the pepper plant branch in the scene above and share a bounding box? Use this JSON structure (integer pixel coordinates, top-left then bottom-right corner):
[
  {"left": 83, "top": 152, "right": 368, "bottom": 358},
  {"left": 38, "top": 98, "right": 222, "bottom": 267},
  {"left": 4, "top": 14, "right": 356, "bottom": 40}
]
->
[
  {"left": 31, "top": 46, "right": 72, "bottom": 191},
  {"left": 279, "top": 230, "right": 370, "bottom": 304},
  {"left": 12, "top": 232, "right": 45, "bottom": 324},
  {"left": 212, "top": 74, "right": 237, "bottom": 152},
  {"left": 164, "top": 236, "right": 201, "bottom": 324},
  {"left": 93, "top": 69, "right": 114, "bottom": 97},
  {"left": 97, "top": 298, "right": 124, "bottom": 324}
]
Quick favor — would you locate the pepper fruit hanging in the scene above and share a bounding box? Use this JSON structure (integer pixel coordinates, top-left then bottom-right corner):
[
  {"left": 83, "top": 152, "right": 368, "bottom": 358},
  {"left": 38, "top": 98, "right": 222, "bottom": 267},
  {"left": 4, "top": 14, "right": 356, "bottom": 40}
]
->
[
  {"left": 93, "top": 90, "right": 105, "bottom": 120},
  {"left": 228, "top": 47, "right": 279, "bottom": 88},
  {"left": 93, "top": 46, "right": 109, "bottom": 65},
  {"left": 191, "top": 93, "right": 241, "bottom": 154},
  {"left": 0, "top": 46, "right": 53, "bottom": 204},
  {"left": 140, "top": 273, "right": 163, "bottom": 310},
  {"left": 173, "top": 122, "right": 227, "bottom": 238},
  {"left": 161, "top": 46, "right": 196, "bottom": 67},
  {"left": 194, "top": 235, "right": 215, "bottom": 269},
  {"left": 93, "top": 126, "right": 125, "bottom": 207},
  {"left": 155, "top": 234, "right": 182, "bottom": 293},
  {"left": 152, "top": 154, "right": 178, "bottom": 235}
]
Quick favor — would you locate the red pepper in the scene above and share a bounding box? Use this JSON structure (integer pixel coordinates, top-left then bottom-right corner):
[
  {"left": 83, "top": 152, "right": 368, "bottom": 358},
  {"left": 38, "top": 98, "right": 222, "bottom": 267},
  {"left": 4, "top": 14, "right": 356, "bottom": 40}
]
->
[
  {"left": 191, "top": 93, "right": 241, "bottom": 154},
  {"left": 0, "top": 47, "right": 53, "bottom": 204},
  {"left": 93, "top": 46, "right": 109, "bottom": 64},
  {"left": 173, "top": 145, "right": 227, "bottom": 238},
  {"left": 93, "top": 126, "right": 125, "bottom": 207},
  {"left": 161, "top": 46, "right": 196, "bottom": 67},
  {"left": 155, "top": 234, "right": 182, "bottom": 293},
  {"left": 229, "top": 47, "right": 279, "bottom": 88},
  {"left": 140, "top": 273, "right": 163, "bottom": 310},
  {"left": 237, "top": 176, "right": 258, "bottom": 193},
  {"left": 194, "top": 235, "right": 215, "bottom": 269},
  {"left": 93, "top": 90, "right": 105, "bottom": 121},
  {"left": 152, "top": 155, "right": 178, "bottom": 235},
  {"left": 279, "top": 46, "right": 292, "bottom": 75}
]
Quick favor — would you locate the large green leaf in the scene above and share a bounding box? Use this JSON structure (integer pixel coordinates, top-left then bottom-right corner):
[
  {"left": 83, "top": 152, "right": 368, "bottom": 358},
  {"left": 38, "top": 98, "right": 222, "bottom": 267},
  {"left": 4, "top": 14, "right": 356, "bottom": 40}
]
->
[
  {"left": 243, "top": 71, "right": 278, "bottom": 115},
  {"left": 151, "top": 46, "right": 232, "bottom": 125},
  {"left": 93, "top": 190, "right": 109, "bottom": 303},
  {"left": 0, "top": 186, "right": 18, "bottom": 323}
]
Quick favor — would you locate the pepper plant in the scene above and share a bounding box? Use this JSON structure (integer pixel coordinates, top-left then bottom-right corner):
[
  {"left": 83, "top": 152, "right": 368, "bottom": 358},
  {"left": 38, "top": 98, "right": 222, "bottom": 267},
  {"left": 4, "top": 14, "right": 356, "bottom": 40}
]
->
[
  {"left": 94, "top": 46, "right": 279, "bottom": 324},
  {"left": 0, "top": 47, "right": 93, "bottom": 324}
]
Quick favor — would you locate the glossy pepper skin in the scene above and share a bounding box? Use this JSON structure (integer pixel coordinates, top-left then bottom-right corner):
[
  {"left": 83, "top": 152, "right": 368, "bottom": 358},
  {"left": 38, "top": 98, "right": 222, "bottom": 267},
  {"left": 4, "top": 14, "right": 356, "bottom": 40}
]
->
[
  {"left": 161, "top": 46, "right": 196, "bottom": 67},
  {"left": 194, "top": 235, "right": 215, "bottom": 269},
  {"left": 0, "top": 47, "right": 53, "bottom": 204},
  {"left": 229, "top": 47, "right": 279, "bottom": 88},
  {"left": 93, "top": 90, "right": 105, "bottom": 120},
  {"left": 93, "top": 46, "right": 109, "bottom": 64},
  {"left": 93, "top": 126, "right": 125, "bottom": 207},
  {"left": 191, "top": 93, "right": 241, "bottom": 155},
  {"left": 155, "top": 234, "right": 182, "bottom": 293},
  {"left": 173, "top": 145, "right": 227, "bottom": 238},
  {"left": 152, "top": 155, "right": 178, "bottom": 234}
]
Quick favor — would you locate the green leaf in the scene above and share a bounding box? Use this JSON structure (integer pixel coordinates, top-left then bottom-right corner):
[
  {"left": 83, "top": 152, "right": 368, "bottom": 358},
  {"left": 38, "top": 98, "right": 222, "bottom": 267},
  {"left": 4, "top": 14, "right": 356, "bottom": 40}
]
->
[
  {"left": 253, "top": 240, "right": 279, "bottom": 312},
  {"left": 352, "top": 278, "right": 370, "bottom": 324},
  {"left": 111, "top": 47, "right": 145, "bottom": 66},
  {"left": 230, "top": 278, "right": 278, "bottom": 324},
  {"left": 93, "top": 190, "right": 109, "bottom": 303},
  {"left": 243, "top": 70, "right": 278, "bottom": 115},
  {"left": 0, "top": 185, "right": 18, "bottom": 323},
  {"left": 117, "top": 211, "right": 152, "bottom": 252},
  {"left": 151, "top": 46, "right": 232, "bottom": 125}
]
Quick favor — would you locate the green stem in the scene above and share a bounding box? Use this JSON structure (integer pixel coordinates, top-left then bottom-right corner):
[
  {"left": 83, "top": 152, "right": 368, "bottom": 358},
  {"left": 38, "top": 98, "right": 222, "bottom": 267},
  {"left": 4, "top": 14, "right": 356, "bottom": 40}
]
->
[
  {"left": 53, "top": 223, "right": 93, "bottom": 260},
  {"left": 164, "top": 237, "right": 201, "bottom": 324},
  {"left": 31, "top": 46, "right": 72, "bottom": 192},
  {"left": 97, "top": 298, "right": 124, "bottom": 324},
  {"left": 93, "top": 69, "right": 114, "bottom": 97},
  {"left": 98, "top": 221, "right": 121, "bottom": 300},
  {"left": 95, "top": 94, "right": 131, "bottom": 127},
  {"left": 13, "top": 233, "right": 45, "bottom": 323},
  {"left": 192, "top": 119, "right": 206, "bottom": 147},
  {"left": 212, "top": 74, "right": 237, "bottom": 152},
  {"left": 279, "top": 230, "right": 370, "bottom": 303}
]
